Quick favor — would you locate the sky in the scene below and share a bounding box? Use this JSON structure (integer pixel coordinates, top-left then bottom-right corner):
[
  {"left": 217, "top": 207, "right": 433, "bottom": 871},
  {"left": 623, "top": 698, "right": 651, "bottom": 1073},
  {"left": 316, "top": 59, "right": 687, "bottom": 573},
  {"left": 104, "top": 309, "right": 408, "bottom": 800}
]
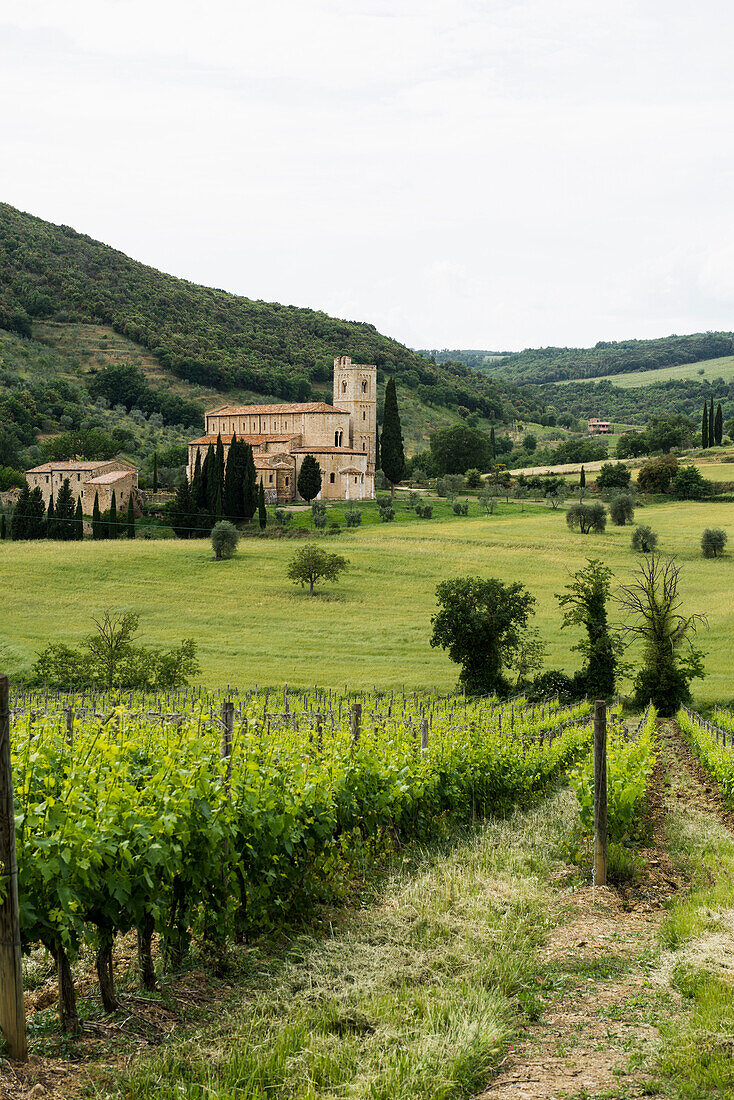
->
[{"left": 2, "top": 1, "right": 734, "bottom": 352}]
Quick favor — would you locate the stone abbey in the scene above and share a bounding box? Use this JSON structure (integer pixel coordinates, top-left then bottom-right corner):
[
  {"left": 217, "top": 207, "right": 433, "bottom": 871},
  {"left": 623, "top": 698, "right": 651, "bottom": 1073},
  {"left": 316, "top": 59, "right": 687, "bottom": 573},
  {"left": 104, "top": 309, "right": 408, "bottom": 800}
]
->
[{"left": 187, "top": 356, "right": 377, "bottom": 502}]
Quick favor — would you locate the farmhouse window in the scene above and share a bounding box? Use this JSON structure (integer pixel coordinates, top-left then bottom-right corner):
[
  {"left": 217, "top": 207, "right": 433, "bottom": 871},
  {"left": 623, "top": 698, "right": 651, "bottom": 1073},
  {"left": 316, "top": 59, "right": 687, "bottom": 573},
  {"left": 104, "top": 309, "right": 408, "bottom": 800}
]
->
[
  {"left": 330, "top": 472, "right": 335, "bottom": 484},
  {"left": 285, "top": 477, "right": 289, "bottom": 486},
  {"left": 269, "top": 475, "right": 273, "bottom": 483},
  {"left": 45, "top": 475, "right": 49, "bottom": 484}
]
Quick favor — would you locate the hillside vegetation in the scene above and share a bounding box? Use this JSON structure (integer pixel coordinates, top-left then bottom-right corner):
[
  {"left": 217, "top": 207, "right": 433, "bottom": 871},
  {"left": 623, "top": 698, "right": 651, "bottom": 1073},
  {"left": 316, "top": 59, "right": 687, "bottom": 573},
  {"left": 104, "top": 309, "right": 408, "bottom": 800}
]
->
[{"left": 0, "top": 202, "right": 541, "bottom": 425}]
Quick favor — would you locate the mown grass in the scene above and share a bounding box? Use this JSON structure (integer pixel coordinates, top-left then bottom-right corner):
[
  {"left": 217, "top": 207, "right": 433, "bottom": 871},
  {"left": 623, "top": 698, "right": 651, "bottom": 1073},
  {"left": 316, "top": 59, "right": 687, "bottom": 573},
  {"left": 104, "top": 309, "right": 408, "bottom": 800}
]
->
[
  {"left": 89, "top": 792, "right": 577, "bottom": 1100},
  {"left": 3, "top": 499, "right": 734, "bottom": 701}
]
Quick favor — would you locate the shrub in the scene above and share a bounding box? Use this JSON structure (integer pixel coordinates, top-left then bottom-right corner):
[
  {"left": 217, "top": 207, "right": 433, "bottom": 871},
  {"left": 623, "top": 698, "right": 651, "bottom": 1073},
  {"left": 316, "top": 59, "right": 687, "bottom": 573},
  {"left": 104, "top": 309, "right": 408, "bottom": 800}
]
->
[
  {"left": 464, "top": 468, "right": 482, "bottom": 488},
  {"left": 436, "top": 474, "right": 464, "bottom": 499},
  {"left": 609, "top": 493, "right": 635, "bottom": 526},
  {"left": 452, "top": 500, "right": 469, "bottom": 515},
  {"left": 526, "top": 669, "right": 578, "bottom": 704},
  {"left": 701, "top": 528, "right": 727, "bottom": 558},
  {"left": 344, "top": 508, "right": 362, "bottom": 528},
  {"left": 274, "top": 509, "right": 292, "bottom": 526},
  {"left": 415, "top": 503, "right": 433, "bottom": 518},
  {"left": 479, "top": 490, "right": 497, "bottom": 514},
  {"left": 379, "top": 499, "right": 395, "bottom": 522},
  {"left": 596, "top": 462, "right": 631, "bottom": 491},
  {"left": 637, "top": 454, "right": 678, "bottom": 494},
  {"left": 312, "top": 501, "right": 327, "bottom": 529},
  {"left": 328, "top": 521, "right": 341, "bottom": 534},
  {"left": 566, "top": 502, "right": 606, "bottom": 533},
  {"left": 211, "top": 520, "right": 239, "bottom": 560},
  {"left": 672, "top": 465, "right": 711, "bottom": 500},
  {"left": 631, "top": 525, "right": 658, "bottom": 553}
]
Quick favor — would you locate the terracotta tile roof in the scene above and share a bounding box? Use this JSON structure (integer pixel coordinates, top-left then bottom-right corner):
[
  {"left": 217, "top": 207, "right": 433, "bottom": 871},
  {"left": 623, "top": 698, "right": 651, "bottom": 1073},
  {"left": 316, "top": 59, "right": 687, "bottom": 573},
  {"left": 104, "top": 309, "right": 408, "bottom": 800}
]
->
[
  {"left": 27, "top": 460, "right": 112, "bottom": 474},
  {"left": 290, "top": 447, "right": 365, "bottom": 455},
  {"left": 85, "top": 471, "right": 134, "bottom": 485},
  {"left": 207, "top": 402, "right": 346, "bottom": 416},
  {"left": 188, "top": 434, "right": 299, "bottom": 446}
]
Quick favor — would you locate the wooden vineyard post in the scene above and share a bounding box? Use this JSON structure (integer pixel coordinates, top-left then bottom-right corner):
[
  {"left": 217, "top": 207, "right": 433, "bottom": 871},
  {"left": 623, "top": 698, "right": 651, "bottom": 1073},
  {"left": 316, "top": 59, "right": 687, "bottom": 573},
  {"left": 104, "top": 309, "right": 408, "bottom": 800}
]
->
[
  {"left": 593, "top": 699, "right": 607, "bottom": 888},
  {"left": 420, "top": 718, "right": 429, "bottom": 754},
  {"left": 221, "top": 700, "right": 234, "bottom": 788},
  {"left": 350, "top": 703, "right": 362, "bottom": 758},
  {"left": 0, "top": 676, "right": 27, "bottom": 1062}
]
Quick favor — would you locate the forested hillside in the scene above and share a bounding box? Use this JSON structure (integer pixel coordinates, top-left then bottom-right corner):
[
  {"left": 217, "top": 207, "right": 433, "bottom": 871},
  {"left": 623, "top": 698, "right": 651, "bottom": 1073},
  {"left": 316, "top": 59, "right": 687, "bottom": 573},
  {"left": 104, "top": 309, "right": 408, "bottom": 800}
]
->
[
  {"left": 0, "top": 203, "right": 540, "bottom": 424},
  {"left": 484, "top": 333, "right": 734, "bottom": 385}
]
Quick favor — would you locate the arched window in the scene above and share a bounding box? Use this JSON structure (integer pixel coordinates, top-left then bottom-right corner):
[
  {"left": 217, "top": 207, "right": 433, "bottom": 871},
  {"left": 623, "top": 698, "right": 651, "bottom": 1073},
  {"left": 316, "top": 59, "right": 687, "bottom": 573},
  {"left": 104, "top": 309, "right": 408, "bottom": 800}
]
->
[
  {"left": 330, "top": 472, "right": 335, "bottom": 484},
  {"left": 362, "top": 411, "right": 366, "bottom": 420},
  {"left": 335, "top": 430, "right": 343, "bottom": 446},
  {"left": 342, "top": 380, "right": 347, "bottom": 393},
  {"left": 362, "top": 380, "right": 367, "bottom": 393}
]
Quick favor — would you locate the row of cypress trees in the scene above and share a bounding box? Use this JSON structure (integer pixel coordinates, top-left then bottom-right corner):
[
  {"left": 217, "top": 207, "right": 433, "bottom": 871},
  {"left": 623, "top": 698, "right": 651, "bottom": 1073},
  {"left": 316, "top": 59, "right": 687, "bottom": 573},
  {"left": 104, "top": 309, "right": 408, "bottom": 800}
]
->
[
  {"left": 701, "top": 398, "right": 723, "bottom": 448},
  {"left": 171, "top": 433, "right": 260, "bottom": 538},
  {"left": 5, "top": 480, "right": 136, "bottom": 540}
]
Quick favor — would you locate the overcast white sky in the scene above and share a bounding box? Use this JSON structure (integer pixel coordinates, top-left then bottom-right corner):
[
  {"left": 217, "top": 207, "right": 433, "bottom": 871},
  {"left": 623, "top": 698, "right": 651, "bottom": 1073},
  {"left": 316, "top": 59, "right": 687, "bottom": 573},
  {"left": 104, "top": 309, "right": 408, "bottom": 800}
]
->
[{"left": 2, "top": 1, "right": 734, "bottom": 351}]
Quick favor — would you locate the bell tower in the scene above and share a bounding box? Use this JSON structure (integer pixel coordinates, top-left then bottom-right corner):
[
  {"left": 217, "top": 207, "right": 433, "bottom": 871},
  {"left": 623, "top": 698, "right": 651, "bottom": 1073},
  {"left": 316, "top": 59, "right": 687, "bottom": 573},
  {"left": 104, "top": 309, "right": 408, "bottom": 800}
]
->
[{"left": 333, "top": 356, "right": 377, "bottom": 470}]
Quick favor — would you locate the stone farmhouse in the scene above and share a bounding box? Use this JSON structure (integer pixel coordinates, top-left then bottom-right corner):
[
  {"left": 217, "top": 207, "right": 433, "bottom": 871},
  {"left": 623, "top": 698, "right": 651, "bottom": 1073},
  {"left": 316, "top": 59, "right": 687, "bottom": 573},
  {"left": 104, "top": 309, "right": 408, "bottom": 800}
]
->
[
  {"left": 187, "top": 356, "right": 377, "bottom": 502},
  {"left": 25, "top": 459, "right": 139, "bottom": 512}
]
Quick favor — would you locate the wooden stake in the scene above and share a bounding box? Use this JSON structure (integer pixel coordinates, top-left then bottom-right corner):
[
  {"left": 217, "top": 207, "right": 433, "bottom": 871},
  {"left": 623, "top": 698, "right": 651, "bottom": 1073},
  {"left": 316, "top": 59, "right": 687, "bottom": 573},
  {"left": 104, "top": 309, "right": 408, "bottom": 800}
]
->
[
  {"left": 0, "top": 676, "right": 27, "bottom": 1061},
  {"left": 593, "top": 699, "right": 607, "bottom": 888}
]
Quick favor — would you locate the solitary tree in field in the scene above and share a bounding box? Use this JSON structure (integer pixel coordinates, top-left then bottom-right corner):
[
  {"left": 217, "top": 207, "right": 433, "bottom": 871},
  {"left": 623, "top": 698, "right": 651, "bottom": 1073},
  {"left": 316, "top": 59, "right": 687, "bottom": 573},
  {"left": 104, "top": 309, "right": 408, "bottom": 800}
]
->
[
  {"left": 701, "top": 528, "right": 727, "bottom": 558},
  {"left": 618, "top": 555, "right": 705, "bottom": 714},
  {"left": 566, "top": 501, "right": 606, "bottom": 533},
  {"left": 631, "top": 525, "right": 658, "bottom": 553},
  {"left": 609, "top": 493, "right": 634, "bottom": 526},
  {"left": 297, "top": 454, "right": 322, "bottom": 503},
  {"left": 380, "top": 377, "right": 405, "bottom": 495},
  {"left": 430, "top": 576, "right": 535, "bottom": 696},
  {"left": 287, "top": 543, "right": 348, "bottom": 596},
  {"left": 557, "top": 559, "right": 624, "bottom": 698},
  {"left": 211, "top": 520, "right": 240, "bottom": 560}
]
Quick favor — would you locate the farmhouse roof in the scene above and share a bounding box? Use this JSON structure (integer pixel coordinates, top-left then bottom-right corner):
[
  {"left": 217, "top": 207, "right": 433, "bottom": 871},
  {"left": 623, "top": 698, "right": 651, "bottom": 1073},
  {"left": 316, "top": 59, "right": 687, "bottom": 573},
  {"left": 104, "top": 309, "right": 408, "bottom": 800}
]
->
[
  {"left": 26, "top": 459, "right": 113, "bottom": 474},
  {"left": 85, "top": 471, "right": 134, "bottom": 485},
  {"left": 207, "top": 402, "right": 346, "bottom": 416}
]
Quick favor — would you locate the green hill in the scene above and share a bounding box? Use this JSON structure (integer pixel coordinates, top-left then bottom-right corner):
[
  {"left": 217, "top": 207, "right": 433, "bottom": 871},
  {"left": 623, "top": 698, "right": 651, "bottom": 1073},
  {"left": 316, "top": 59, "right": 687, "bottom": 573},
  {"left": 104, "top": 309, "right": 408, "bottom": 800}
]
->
[{"left": 0, "top": 202, "right": 541, "bottom": 432}]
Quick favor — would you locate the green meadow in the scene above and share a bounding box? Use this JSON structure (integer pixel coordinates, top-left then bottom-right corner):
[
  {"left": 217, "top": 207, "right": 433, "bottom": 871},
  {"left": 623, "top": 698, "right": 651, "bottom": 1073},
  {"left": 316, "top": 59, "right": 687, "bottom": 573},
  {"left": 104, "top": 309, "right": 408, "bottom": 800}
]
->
[
  {"left": 3, "top": 499, "right": 734, "bottom": 704},
  {"left": 557, "top": 353, "right": 734, "bottom": 388}
]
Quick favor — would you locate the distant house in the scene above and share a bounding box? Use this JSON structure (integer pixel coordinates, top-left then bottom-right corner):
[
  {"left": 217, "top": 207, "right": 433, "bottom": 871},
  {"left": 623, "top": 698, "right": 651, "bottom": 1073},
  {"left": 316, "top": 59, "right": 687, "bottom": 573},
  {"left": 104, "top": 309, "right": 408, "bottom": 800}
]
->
[
  {"left": 588, "top": 418, "right": 612, "bottom": 435},
  {"left": 25, "top": 459, "right": 138, "bottom": 512}
]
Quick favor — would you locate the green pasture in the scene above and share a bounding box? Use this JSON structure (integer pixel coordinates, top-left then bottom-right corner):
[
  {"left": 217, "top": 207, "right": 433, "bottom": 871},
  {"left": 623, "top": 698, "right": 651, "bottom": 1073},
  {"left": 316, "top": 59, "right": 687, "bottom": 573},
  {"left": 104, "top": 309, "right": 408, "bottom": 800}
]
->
[
  {"left": 556, "top": 353, "right": 734, "bottom": 389},
  {"left": 3, "top": 500, "right": 734, "bottom": 704}
]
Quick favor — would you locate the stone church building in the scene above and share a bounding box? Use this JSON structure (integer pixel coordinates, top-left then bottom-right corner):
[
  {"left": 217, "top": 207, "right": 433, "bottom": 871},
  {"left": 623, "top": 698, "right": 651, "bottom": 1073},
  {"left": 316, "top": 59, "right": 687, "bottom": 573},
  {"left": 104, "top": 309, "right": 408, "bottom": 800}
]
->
[{"left": 187, "top": 356, "right": 377, "bottom": 502}]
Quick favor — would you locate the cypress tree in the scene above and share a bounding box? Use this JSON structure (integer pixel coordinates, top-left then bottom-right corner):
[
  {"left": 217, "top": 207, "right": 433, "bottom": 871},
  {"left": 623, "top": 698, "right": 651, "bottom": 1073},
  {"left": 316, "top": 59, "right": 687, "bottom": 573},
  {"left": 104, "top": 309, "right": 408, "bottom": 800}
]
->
[
  {"left": 191, "top": 450, "right": 205, "bottom": 510},
  {"left": 0, "top": 514, "right": 5, "bottom": 540},
  {"left": 223, "top": 432, "right": 241, "bottom": 519},
  {"left": 171, "top": 478, "right": 194, "bottom": 539},
  {"left": 55, "top": 478, "right": 76, "bottom": 540},
  {"left": 152, "top": 451, "right": 158, "bottom": 493},
  {"left": 214, "top": 477, "right": 223, "bottom": 520},
  {"left": 380, "top": 377, "right": 405, "bottom": 496},
  {"left": 709, "top": 398, "right": 715, "bottom": 449},
  {"left": 126, "top": 493, "right": 136, "bottom": 538},
  {"left": 74, "top": 498, "right": 84, "bottom": 540},
  {"left": 258, "top": 480, "right": 267, "bottom": 530},
  {"left": 203, "top": 443, "right": 217, "bottom": 517},
  {"left": 490, "top": 426, "right": 496, "bottom": 461},
  {"left": 580, "top": 466, "right": 586, "bottom": 489},
  {"left": 702, "top": 403, "right": 709, "bottom": 448},
  {"left": 92, "top": 491, "right": 103, "bottom": 540},
  {"left": 11, "top": 485, "right": 30, "bottom": 540},
  {"left": 715, "top": 403, "right": 723, "bottom": 446},
  {"left": 46, "top": 494, "right": 56, "bottom": 539},
  {"left": 215, "top": 434, "right": 225, "bottom": 509},
  {"left": 27, "top": 488, "right": 46, "bottom": 540},
  {"left": 109, "top": 491, "right": 118, "bottom": 538},
  {"left": 297, "top": 454, "right": 322, "bottom": 502},
  {"left": 242, "top": 443, "right": 257, "bottom": 520},
  {"left": 375, "top": 422, "right": 381, "bottom": 471}
]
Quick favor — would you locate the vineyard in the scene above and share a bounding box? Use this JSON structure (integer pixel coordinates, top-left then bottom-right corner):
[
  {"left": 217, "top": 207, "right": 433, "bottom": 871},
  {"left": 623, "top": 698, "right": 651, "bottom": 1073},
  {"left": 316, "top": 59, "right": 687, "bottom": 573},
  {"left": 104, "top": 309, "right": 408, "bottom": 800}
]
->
[{"left": 5, "top": 685, "right": 599, "bottom": 1034}]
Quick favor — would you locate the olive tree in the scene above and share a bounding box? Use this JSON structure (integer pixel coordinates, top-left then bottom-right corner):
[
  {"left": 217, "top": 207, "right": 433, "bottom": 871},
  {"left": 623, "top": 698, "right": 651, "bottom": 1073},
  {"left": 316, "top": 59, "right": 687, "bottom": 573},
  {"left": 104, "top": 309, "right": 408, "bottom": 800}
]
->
[
  {"left": 211, "top": 520, "right": 240, "bottom": 560},
  {"left": 429, "top": 576, "right": 535, "bottom": 696},
  {"left": 287, "top": 544, "right": 348, "bottom": 596},
  {"left": 701, "top": 528, "right": 728, "bottom": 558},
  {"left": 609, "top": 493, "right": 635, "bottom": 526},
  {"left": 631, "top": 525, "right": 658, "bottom": 553},
  {"left": 566, "top": 501, "right": 606, "bottom": 533}
]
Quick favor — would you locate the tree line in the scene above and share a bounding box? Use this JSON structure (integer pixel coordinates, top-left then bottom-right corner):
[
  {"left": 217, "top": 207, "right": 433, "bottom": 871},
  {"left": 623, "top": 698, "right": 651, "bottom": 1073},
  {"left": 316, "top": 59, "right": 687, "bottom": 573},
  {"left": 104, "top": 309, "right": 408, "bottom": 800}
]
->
[{"left": 6, "top": 480, "right": 136, "bottom": 541}]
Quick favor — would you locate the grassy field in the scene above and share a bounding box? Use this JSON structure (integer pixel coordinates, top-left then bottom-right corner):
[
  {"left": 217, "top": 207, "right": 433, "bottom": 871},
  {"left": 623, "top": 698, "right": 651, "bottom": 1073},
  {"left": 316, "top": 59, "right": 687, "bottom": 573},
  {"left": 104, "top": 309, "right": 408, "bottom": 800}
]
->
[
  {"left": 3, "top": 499, "right": 734, "bottom": 704},
  {"left": 556, "top": 353, "right": 734, "bottom": 389}
]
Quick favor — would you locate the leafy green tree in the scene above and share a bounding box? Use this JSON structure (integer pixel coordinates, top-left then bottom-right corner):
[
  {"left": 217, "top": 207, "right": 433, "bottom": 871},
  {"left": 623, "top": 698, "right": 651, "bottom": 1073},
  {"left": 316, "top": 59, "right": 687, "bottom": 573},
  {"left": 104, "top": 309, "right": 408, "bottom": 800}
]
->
[
  {"left": 86, "top": 610, "right": 138, "bottom": 686},
  {"left": 257, "top": 480, "right": 267, "bottom": 530},
  {"left": 11, "top": 484, "right": 30, "bottom": 540},
  {"left": 311, "top": 500, "right": 327, "bottom": 529},
  {"left": 715, "top": 403, "right": 723, "bottom": 446},
  {"left": 609, "top": 493, "right": 634, "bottom": 525},
  {"left": 430, "top": 576, "right": 535, "bottom": 696},
  {"left": 671, "top": 465, "right": 710, "bottom": 500},
  {"left": 92, "top": 491, "right": 103, "bottom": 540},
  {"left": 645, "top": 414, "right": 694, "bottom": 453},
  {"left": 55, "top": 478, "right": 76, "bottom": 540},
  {"left": 126, "top": 494, "right": 136, "bottom": 538},
  {"left": 557, "top": 559, "right": 624, "bottom": 698},
  {"left": 566, "top": 502, "right": 606, "bottom": 533},
  {"left": 616, "top": 433, "right": 648, "bottom": 459},
  {"left": 380, "top": 377, "right": 405, "bottom": 494},
  {"left": 108, "top": 491, "right": 118, "bottom": 539},
  {"left": 596, "top": 462, "right": 630, "bottom": 491},
  {"left": 464, "top": 468, "right": 482, "bottom": 488},
  {"left": 619, "top": 555, "right": 704, "bottom": 715},
  {"left": 637, "top": 454, "right": 678, "bottom": 494},
  {"left": 701, "top": 528, "right": 727, "bottom": 558},
  {"left": 74, "top": 498, "right": 84, "bottom": 540},
  {"left": 429, "top": 424, "right": 490, "bottom": 476},
  {"left": 297, "top": 454, "right": 322, "bottom": 503},
  {"left": 287, "top": 543, "right": 348, "bottom": 596},
  {"left": 211, "top": 520, "right": 240, "bottom": 560},
  {"left": 631, "top": 525, "right": 658, "bottom": 553}
]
